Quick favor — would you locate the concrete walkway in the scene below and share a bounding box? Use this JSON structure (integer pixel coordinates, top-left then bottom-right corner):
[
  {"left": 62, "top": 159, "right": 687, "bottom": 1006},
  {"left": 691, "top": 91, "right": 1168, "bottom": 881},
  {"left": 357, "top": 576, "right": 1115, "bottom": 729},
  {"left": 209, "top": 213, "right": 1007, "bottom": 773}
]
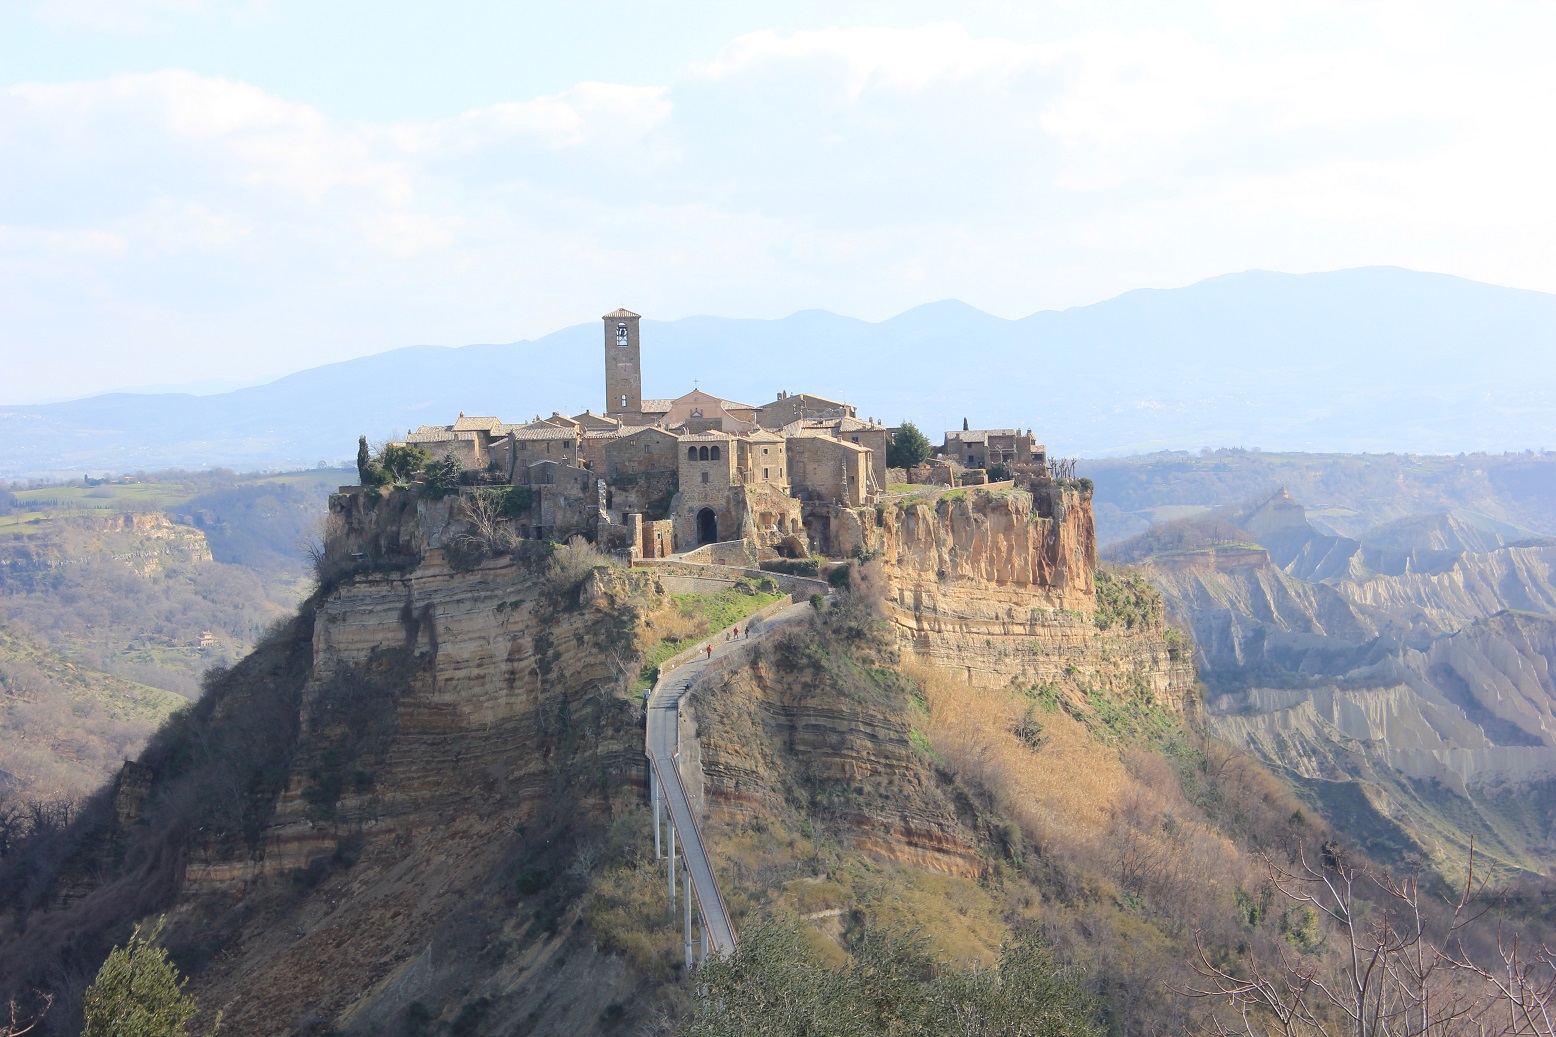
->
[{"left": 644, "top": 597, "right": 816, "bottom": 958}]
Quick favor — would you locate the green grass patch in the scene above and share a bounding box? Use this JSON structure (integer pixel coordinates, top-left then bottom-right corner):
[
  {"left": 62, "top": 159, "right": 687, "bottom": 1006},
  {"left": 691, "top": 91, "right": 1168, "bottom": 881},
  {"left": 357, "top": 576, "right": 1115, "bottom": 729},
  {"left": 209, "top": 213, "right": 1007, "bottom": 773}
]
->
[
  {"left": 634, "top": 585, "right": 787, "bottom": 689},
  {"left": 671, "top": 586, "right": 785, "bottom": 634}
]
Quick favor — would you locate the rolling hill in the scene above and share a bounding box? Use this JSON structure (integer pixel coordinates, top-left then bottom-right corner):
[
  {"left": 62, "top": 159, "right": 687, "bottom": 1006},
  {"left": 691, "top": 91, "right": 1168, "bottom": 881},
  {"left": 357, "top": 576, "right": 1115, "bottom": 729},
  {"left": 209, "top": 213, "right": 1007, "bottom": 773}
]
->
[{"left": 2, "top": 266, "right": 1554, "bottom": 477}]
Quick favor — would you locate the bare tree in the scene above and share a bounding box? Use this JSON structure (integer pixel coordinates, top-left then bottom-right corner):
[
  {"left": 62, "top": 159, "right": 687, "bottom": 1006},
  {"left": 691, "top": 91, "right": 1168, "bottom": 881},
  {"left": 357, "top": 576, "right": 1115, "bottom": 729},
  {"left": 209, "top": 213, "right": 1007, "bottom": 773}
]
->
[
  {"left": 456, "top": 489, "right": 517, "bottom": 554},
  {"left": 1184, "top": 842, "right": 1556, "bottom": 1037},
  {"left": 1, "top": 993, "right": 52, "bottom": 1037}
]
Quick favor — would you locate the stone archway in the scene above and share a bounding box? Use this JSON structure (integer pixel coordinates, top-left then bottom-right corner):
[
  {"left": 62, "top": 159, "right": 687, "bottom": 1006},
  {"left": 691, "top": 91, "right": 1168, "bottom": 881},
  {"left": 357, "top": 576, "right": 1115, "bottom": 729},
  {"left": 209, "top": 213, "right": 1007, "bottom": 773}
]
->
[{"left": 697, "top": 507, "right": 718, "bottom": 545}]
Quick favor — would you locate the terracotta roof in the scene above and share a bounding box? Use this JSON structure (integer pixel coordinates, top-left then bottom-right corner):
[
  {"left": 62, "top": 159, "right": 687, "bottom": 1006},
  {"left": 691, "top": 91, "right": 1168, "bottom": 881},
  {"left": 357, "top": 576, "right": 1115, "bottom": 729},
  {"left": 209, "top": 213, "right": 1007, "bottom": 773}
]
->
[
  {"left": 760, "top": 392, "right": 848, "bottom": 408},
  {"left": 746, "top": 429, "right": 785, "bottom": 442},
  {"left": 640, "top": 399, "right": 674, "bottom": 413},
  {"left": 452, "top": 415, "right": 503, "bottom": 432},
  {"left": 616, "top": 425, "right": 677, "bottom": 440},
  {"left": 948, "top": 429, "right": 1024, "bottom": 443},
  {"left": 832, "top": 416, "right": 885, "bottom": 432},
  {"left": 793, "top": 436, "right": 871, "bottom": 453},
  {"left": 506, "top": 427, "right": 578, "bottom": 441},
  {"left": 603, "top": 307, "right": 641, "bottom": 319},
  {"left": 668, "top": 389, "right": 758, "bottom": 412},
  {"left": 678, "top": 431, "right": 734, "bottom": 442},
  {"left": 406, "top": 429, "right": 477, "bottom": 444}
]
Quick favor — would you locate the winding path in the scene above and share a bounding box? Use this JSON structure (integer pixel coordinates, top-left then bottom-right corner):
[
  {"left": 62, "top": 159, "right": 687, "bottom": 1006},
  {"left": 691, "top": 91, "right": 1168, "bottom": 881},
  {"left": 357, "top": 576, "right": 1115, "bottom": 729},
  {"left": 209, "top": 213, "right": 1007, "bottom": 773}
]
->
[{"left": 644, "top": 596, "right": 816, "bottom": 959}]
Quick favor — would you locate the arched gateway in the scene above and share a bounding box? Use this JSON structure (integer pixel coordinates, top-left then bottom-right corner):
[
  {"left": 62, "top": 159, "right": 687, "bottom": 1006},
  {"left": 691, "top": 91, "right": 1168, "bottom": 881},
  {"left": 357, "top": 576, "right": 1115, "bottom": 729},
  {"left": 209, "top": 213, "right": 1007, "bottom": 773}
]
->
[{"left": 696, "top": 508, "right": 718, "bottom": 545}]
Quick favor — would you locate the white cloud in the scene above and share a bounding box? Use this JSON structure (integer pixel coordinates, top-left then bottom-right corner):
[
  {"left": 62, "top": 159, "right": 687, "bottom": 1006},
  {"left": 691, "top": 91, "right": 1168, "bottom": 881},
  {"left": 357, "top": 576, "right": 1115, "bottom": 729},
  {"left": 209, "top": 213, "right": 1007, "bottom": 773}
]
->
[{"left": 2, "top": 5, "right": 1556, "bottom": 402}]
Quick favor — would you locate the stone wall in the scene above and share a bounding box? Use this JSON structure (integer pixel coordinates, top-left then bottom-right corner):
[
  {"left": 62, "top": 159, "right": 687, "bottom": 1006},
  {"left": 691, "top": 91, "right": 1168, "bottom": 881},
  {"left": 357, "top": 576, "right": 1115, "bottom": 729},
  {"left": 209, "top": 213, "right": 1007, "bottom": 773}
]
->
[{"left": 788, "top": 436, "right": 871, "bottom": 506}]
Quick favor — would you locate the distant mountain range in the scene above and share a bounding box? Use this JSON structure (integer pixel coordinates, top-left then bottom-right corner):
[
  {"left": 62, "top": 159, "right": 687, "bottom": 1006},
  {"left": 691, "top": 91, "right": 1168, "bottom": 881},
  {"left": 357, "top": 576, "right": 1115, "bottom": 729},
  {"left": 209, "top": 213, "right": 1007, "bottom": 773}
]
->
[{"left": 3, "top": 266, "right": 1553, "bottom": 477}]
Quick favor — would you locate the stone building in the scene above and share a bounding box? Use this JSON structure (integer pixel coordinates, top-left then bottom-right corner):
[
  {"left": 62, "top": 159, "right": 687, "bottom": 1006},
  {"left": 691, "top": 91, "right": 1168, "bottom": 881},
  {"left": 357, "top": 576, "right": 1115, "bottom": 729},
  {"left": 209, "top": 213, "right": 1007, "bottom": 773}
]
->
[
  {"left": 786, "top": 433, "right": 873, "bottom": 506},
  {"left": 379, "top": 306, "right": 1048, "bottom": 560},
  {"left": 756, "top": 391, "right": 855, "bottom": 429},
  {"left": 603, "top": 308, "right": 643, "bottom": 420},
  {"left": 943, "top": 428, "right": 1042, "bottom": 471},
  {"left": 783, "top": 415, "right": 890, "bottom": 493}
]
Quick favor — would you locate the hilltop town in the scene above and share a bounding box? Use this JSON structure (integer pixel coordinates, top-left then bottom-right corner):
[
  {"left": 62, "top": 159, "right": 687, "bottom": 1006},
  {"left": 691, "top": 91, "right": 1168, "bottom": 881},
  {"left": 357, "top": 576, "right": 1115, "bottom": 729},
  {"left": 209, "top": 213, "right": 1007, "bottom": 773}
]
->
[{"left": 361, "top": 307, "right": 1054, "bottom": 562}]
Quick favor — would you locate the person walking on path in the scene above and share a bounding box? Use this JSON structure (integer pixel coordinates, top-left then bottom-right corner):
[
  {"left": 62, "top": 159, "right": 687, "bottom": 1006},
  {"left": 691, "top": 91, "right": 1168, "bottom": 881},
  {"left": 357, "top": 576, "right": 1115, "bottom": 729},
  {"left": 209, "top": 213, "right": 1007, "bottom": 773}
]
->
[{"left": 704, "top": 644, "right": 713, "bottom": 659}]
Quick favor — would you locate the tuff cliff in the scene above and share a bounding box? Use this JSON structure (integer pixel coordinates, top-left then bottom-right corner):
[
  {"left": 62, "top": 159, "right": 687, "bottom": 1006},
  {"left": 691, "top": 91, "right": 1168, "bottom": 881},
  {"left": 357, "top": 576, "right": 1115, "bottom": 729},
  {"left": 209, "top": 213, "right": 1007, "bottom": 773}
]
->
[
  {"left": 0, "top": 480, "right": 1199, "bottom": 1036},
  {"left": 851, "top": 484, "right": 1194, "bottom": 713}
]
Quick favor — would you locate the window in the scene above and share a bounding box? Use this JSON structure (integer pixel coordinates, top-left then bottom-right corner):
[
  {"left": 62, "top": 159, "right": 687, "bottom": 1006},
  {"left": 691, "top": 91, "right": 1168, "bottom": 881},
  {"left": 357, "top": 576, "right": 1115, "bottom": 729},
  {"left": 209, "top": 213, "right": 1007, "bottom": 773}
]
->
[
  {"left": 688, "top": 446, "right": 698, "bottom": 460},
  {"left": 762, "top": 447, "right": 769, "bottom": 455},
  {"left": 698, "top": 445, "right": 709, "bottom": 461},
  {"left": 763, "top": 468, "right": 769, "bottom": 479},
  {"left": 700, "top": 471, "right": 709, "bottom": 483},
  {"left": 710, "top": 445, "right": 721, "bottom": 461},
  {"left": 851, "top": 436, "right": 859, "bottom": 443},
  {"left": 616, "top": 322, "right": 628, "bottom": 346},
  {"left": 619, "top": 394, "right": 627, "bottom": 409}
]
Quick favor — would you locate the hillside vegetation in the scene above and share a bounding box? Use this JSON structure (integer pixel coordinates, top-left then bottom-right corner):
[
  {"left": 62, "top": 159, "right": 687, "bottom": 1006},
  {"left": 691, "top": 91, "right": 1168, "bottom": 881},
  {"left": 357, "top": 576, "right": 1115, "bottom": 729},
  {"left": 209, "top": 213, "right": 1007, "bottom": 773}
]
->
[{"left": 0, "top": 469, "right": 343, "bottom": 797}]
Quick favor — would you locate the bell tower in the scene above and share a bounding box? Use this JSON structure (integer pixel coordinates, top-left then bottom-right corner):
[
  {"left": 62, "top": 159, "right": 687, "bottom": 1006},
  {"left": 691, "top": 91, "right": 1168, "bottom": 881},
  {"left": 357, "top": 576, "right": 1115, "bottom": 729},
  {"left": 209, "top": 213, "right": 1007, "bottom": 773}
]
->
[{"left": 603, "top": 308, "right": 642, "bottom": 419}]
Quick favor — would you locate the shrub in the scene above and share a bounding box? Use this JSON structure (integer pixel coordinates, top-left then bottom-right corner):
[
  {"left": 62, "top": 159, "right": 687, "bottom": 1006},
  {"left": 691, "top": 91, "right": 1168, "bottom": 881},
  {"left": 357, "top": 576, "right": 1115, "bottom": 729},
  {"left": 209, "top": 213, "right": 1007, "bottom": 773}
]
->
[
  {"left": 681, "top": 916, "right": 1101, "bottom": 1037},
  {"left": 761, "top": 558, "right": 820, "bottom": 577},
  {"left": 1093, "top": 567, "right": 1161, "bottom": 633},
  {"left": 543, "top": 537, "right": 612, "bottom": 604},
  {"left": 419, "top": 454, "right": 462, "bottom": 501},
  {"left": 379, "top": 444, "right": 431, "bottom": 483},
  {"left": 82, "top": 917, "right": 219, "bottom": 1037}
]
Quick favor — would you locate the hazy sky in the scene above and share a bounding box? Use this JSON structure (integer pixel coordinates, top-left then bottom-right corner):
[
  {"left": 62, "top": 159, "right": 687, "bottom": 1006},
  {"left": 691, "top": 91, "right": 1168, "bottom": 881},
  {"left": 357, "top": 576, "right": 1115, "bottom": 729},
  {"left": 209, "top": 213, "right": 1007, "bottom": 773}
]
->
[{"left": 2, "top": 0, "right": 1554, "bottom": 403}]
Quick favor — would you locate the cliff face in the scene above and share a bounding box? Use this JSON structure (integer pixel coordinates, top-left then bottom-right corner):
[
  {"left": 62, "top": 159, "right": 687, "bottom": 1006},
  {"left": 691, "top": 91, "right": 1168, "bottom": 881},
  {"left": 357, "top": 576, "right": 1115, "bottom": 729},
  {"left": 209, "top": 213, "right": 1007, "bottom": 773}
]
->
[
  {"left": 690, "top": 644, "right": 986, "bottom": 878},
  {"left": 175, "top": 551, "right": 655, "bottom": 1034},
  {"left": 853, "top": 486, "right": 1193, "bottom": 714},
  {"left": 873, "top": 484, "right": 1095, "bottom": 612},
  {"left": 0, "top": 511, "right": 214, "bottom": 588}
]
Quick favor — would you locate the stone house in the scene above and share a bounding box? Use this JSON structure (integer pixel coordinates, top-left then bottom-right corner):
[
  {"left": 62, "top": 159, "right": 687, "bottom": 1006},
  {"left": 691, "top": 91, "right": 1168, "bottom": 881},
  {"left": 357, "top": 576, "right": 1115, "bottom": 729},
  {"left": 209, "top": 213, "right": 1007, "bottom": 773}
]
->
[
  {"left": 786, "top": 433, "right": 873, "bottom": 506},
  {"left": 675, "top": 432, "right": 739, "bottom": 546},
  {"left": 489, "top": 425, "right": 582, "bottom": 474},
  {"left": 756, "top": 391, "right": 855, "bottom": 429},
  {"left": 943, "top": 429, "right": 1042, "bottom": 471},
  {"left": 741, "top": 429, "right": 789, "bottom": 491},
  {"left": 599, "top": 426, "right": 680, "bottom": 520},
  {"left": 784, "top": 415, "right": 890, "bottom": 493}
]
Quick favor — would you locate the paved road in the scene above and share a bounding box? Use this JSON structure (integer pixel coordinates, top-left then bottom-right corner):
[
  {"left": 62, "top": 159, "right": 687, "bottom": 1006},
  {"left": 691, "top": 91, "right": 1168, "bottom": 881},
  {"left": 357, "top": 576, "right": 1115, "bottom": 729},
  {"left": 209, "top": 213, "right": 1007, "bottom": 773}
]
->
[{"left": 645, "top": 599, "right": 815, "bottom": 957}]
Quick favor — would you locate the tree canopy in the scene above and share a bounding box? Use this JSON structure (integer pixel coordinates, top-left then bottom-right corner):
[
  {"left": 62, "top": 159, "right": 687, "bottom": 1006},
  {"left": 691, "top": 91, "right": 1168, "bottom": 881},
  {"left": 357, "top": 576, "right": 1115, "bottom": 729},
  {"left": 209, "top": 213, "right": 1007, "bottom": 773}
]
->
[
  {"left": 680, "top": 916, "right": 1100, "bottom": 1037},
  {"left": 887, "top": 422, "right": 933, "bottom": 470},
  {"left": 379, "top": 443, "right": 432, "bottom": 482},
  {"left": 82, "top": 919, "right": 218, "bottom": 1037}
]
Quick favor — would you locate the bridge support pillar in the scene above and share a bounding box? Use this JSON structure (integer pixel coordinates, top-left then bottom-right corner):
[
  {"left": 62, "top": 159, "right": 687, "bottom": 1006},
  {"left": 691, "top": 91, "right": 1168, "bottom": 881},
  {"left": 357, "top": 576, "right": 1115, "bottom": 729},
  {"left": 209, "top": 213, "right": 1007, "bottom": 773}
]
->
[
  {"left": 684, "top": 869, "right": 694, "bottom": 970},
  {"left": 667, "top": 821, "right": 676, "bottom": 909},
  {"left": 652, "top": 771, "right": 662, "bottom": 859}
]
